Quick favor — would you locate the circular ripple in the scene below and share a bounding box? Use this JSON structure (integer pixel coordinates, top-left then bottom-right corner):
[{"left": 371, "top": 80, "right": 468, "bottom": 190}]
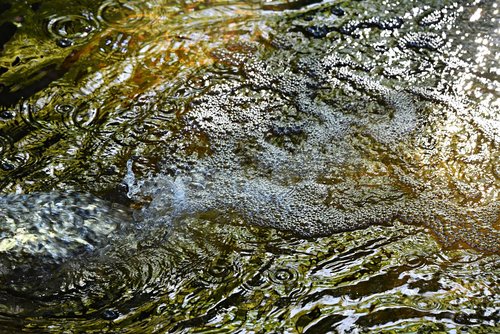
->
[
  {"left": 200, "top": 257, "right": 238, "bottom": 284},
  {"left": 268, "top": 266, "right": 298, "bottom": 285},
  {"left": 97, "top": 0, "right": 143, "bottom": 27},
  {"left": 53, "top": 93, "right": 99, "bottom": 129},
  {"left": 207, "top": 262, "right": 232, "bottom": 279},
  {"left": 0, "top": 152, "right": 31, "bottom": 174},
  {"left": 19, "top": 102, "right": 52, "bottom": 130},
  {"left": 405, "top": 294, "right": 445, "bottom": 312},
  {"left": 57, "top": 102, "right": 98, "bottom": 129},
  {"left": 403, "top": 254, "right": 426, "bottom": 268},
  {"left": 55, "top": 104, "right": 75, "bottom": 114},
  {"left": 240, "top": 258, "right": 275, "bottom": 292},
  {"left": 47, "top": 14, "right": 97, "bottom": 44},
  {"left": 71, "top": 105, "right": 99, "bottom": 129}
]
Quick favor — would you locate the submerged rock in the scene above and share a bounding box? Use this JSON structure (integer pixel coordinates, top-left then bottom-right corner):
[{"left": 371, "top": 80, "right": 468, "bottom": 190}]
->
[{"left": 0, "top": 192, "right": 131, "bottom": 276}]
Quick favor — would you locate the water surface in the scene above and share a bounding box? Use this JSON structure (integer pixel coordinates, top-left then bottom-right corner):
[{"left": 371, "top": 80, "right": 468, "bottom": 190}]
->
[{"left": 0, "top": 0, "right": 498, "bottom": 332}]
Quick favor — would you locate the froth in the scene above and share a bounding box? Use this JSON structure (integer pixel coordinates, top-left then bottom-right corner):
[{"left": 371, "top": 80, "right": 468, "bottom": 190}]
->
[{"left": 130, "top": 40, "right": 498, "bottom": 252}]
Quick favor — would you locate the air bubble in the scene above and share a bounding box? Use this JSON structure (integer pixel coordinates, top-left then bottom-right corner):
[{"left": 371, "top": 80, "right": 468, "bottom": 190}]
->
[
  {"left": 56, "top": 38, "right": 73, "bottom": 48},
  {"left": 0, "top": 109, "right": 14, "bottom": 120},
  {"left": 55, "top": 104, "right": 75, "bottom": 114},
  {"left": 208, "top": 264, "right": 230, "bottom": 278},
  {"left": 330, "top": 7, "right": 345, "bottom": 16},
  {"left": 201, "top": 257, "right": 237, "bottom": 284}
]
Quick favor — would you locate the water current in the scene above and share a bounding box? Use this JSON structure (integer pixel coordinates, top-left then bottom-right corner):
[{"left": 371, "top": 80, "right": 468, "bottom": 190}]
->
[{"left": 0, "top": 0, "right": 498, "bottom": 332}]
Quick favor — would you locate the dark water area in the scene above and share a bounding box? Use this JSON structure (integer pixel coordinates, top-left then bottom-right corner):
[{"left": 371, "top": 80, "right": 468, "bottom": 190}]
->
[{"left": 0, "top": 0, "right": 498, "bottom": 332}]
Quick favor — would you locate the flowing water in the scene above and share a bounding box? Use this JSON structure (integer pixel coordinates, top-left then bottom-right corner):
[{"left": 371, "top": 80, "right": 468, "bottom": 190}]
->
[{"left": 0, "top": 0, "right": 498, "bottom": 332}]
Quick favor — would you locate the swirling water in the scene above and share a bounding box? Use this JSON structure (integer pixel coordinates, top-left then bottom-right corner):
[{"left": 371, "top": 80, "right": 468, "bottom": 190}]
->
[{"left": 0, "top": 0, "right": 498, "bottom": 332}]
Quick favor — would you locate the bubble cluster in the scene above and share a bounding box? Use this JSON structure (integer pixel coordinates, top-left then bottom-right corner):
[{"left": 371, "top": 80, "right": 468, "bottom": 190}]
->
[
  {"left": 401, "top": 32, "right": 446, "bottom": 51},
  {"left": 125, "top": 1, "right": 499, "bottom": 253},
  {"left": 418, "top": 6, "right": 458, "bottom": 28},
  {"left": 130, "top": 42, "right": 498, "bottom": 249}
]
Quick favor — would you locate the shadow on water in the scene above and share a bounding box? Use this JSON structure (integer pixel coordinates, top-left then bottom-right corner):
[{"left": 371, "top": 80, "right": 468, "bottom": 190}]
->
[{"left": 0, "top": 0, "right": 498, "bottom": 332}]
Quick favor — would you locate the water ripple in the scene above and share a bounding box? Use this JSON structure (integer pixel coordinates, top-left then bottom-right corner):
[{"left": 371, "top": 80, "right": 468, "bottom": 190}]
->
[
  {"left": 97, "top": 0, "right": 144, "bottom": 28},
  {"left": 0, "top": 0, "right": 498, "bottom": 332},
  {"left": 47, "top": 13, "right": 98, "bottom": 46}
]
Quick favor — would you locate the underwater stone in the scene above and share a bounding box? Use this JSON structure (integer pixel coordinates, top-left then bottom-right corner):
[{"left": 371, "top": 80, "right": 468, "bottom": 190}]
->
[{"left": 0, "top": 192, "right": 131, "bottom": 272}]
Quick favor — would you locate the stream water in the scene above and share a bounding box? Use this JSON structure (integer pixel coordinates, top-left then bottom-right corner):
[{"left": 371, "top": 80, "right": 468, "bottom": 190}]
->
[{"left": 0, "top": 0, "right": 498, "bottom": 332}]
